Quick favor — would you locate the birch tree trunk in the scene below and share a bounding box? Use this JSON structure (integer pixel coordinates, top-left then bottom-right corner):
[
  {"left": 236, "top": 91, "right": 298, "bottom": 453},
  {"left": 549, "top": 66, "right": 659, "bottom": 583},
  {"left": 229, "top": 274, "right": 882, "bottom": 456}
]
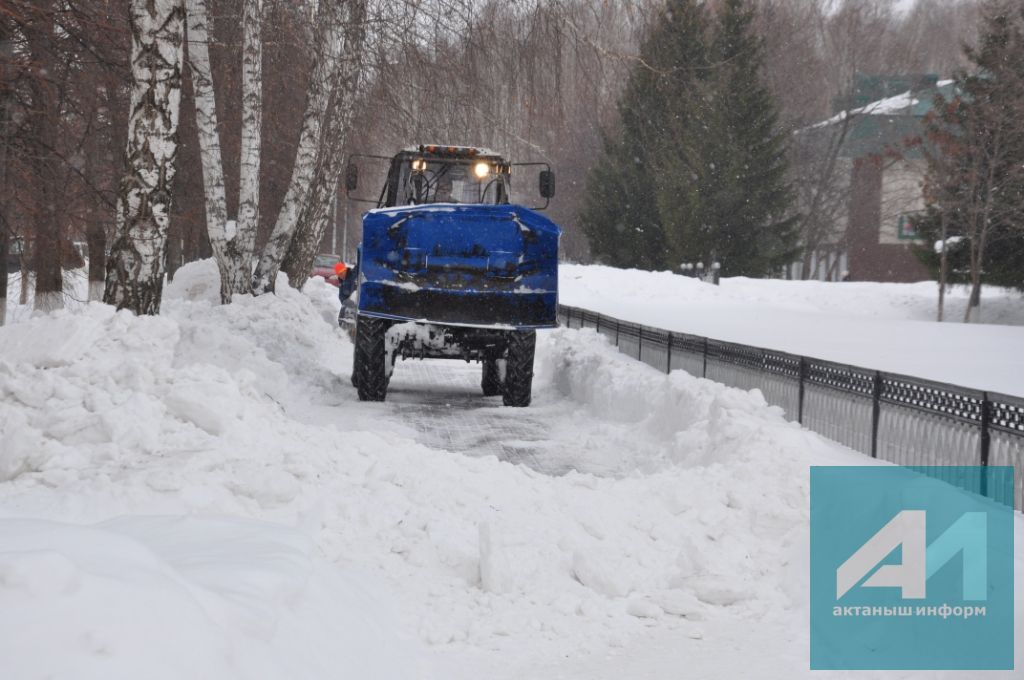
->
[
  {"left": 251, "top": 0, "right": 348, "bottom": 294},
  {"left": 184, "top": 0, "right": 231, "bottom": 300},
  {"left": 104, "top": 0, "right": 186, "bottom": 315},
  {"left": 281, "top": 0, "right": 367, "bottom": 290},
  {"left": 231, "top": 0, "right": 263, "bottom": 296}
]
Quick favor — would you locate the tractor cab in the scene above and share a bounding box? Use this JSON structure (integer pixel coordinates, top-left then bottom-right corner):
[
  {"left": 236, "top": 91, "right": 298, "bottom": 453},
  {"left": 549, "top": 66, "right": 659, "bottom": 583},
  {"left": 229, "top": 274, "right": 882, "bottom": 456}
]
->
[
  {"left": 345, "top": 144, "right": 555, "bottom": 210},
  {"left": 385, "top": 145, "right": 510, "bottom": 207}
]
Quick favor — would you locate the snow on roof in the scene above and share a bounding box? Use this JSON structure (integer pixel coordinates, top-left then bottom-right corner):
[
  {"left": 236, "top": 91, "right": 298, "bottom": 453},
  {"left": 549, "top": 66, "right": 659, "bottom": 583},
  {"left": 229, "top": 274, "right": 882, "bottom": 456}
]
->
[{"left": 808, "top": 79, "right": 956, "bottom": 130}]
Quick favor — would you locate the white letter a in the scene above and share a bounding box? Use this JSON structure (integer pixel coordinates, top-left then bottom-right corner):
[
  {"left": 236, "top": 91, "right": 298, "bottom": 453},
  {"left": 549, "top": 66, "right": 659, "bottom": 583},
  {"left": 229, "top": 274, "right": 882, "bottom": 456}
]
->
[{"left": 836, "top": 510, "right": 926, "bottom": 600}]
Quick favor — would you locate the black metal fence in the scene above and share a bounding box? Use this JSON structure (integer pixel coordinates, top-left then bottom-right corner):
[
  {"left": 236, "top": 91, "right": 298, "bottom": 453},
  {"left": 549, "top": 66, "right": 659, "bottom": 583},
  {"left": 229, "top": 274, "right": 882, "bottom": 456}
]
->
[{"left": 558, "top": 305, "right": 1024, "bottom": 510}]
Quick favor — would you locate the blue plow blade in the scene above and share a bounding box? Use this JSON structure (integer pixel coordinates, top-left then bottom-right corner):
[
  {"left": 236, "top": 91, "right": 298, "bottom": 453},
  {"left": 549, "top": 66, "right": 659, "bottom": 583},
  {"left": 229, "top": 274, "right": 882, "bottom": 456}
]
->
[{"left": 358, "top": 204, "right": 560, "bottom": 329}]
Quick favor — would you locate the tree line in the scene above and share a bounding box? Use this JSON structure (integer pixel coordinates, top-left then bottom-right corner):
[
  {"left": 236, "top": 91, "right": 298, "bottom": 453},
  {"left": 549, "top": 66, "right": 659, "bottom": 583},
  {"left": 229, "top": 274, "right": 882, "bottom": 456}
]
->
[{"left": 0, "top": 0, "right": 1016, "bottom": 323}]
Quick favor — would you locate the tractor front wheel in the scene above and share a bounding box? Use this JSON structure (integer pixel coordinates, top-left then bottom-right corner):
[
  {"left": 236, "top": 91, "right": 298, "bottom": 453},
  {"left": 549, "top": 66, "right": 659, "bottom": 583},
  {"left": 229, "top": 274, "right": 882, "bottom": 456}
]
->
[{"left": 354, "top": 316, "right": 389, "bottom": 402}]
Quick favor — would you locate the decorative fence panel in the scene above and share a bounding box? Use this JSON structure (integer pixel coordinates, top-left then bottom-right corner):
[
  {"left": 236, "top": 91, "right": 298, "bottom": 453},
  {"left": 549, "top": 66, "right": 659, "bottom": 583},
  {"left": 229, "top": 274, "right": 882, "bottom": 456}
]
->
[
  {"left": 616, "top": 323, "right": 641, "bottom": 361},
  {"left": 640, "top": 327, "right": 670, "bottom": 373},
  {"left": 668, "top": 334, "right": 705, "bottom": 379},
  {"left": 558, "top": 305, "right": 1024, "bottom": 511}
]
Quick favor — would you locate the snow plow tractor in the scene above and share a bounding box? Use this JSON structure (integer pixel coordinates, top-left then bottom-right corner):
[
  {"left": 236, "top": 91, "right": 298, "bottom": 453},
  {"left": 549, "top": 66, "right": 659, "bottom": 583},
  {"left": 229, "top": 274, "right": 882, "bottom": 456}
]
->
[{"left": 343, "top": 144, "right": 560, "bottom": 406}]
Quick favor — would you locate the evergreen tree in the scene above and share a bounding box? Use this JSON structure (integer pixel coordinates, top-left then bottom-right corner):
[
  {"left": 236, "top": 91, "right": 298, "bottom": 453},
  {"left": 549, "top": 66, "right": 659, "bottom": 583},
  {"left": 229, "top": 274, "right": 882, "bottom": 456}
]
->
[
  {"left": 579, "top": 0, "right": 710, "bottom": 270},
  {"left": 917, "top": 1, "right": 1024, "bottom": 319},
  {"left": 579, "top": 0, "right": 796, "bottom": 276},
  {"left": 579, "top": 134, "right": 668, "bottom": 270},
  {"left": 655, "top": 0, "right": 798, "bottom": 276}
]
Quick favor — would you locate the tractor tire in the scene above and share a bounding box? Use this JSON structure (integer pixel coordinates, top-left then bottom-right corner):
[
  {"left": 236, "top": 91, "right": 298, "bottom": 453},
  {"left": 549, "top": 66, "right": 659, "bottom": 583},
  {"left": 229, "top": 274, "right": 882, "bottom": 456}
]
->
[
  {"left": 502, "top": 330, "right": 536, "bottom": 407},
  {"left": 481, "top": 358, "right": 502, "bottom": 396},
  {"left": 354, "top": 316, "right": 389, "bottom": 402},
  {"left": 350, "top": 350, "right": 359, "bottom": 388}
]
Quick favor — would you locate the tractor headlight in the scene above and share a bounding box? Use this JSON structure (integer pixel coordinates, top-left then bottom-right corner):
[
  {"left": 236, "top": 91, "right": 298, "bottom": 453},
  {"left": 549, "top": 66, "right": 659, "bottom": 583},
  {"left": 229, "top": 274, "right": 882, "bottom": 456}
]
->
[
  {"left": 473, "top": 161, "right": 490, "bottom": 179},
  {"left": 412, "top": 158, "right": 427, "bottom": 172}
]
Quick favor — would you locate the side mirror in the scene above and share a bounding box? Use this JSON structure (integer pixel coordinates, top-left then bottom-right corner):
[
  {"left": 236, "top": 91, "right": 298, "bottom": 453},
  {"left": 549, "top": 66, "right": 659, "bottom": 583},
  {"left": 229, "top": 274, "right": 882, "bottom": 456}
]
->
[
  {"left": 539, "top": 170, "right": 555, "bottom": 199},
  {"left": 345, "top": 163, "right": 359, "bottom": 192}
]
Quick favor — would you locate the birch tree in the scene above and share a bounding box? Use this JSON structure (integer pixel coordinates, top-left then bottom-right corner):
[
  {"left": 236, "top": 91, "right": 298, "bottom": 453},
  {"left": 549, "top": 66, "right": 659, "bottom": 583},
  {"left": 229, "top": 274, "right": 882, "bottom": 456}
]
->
[
  {"left": 104, "top": 0, "right": 186, "bottom": 314},
  {"left": 280, "top": 0, "right": 367, "bottom": 290},
  {"left": 184, "top": 0, "right": 262, "bottom": 303},
  {"left": 251, "top": 0, "right": 353, "bottom": 294},
  {"left": 234, "top": 0, "right": 262, "bottom": 295}
]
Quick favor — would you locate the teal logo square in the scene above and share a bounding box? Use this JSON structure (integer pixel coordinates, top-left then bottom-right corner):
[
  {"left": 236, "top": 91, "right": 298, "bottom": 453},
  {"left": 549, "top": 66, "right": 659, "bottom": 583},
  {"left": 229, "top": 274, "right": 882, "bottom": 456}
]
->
[{"left": 810, "top": 466, "right": 1014, "bottom": 670}]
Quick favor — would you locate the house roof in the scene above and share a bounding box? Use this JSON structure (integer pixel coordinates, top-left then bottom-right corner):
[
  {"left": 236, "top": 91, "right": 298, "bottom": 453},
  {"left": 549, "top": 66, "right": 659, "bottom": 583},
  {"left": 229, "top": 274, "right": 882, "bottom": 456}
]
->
[{"left": 806, "top": 78, "right": 957, "bottom": 158}]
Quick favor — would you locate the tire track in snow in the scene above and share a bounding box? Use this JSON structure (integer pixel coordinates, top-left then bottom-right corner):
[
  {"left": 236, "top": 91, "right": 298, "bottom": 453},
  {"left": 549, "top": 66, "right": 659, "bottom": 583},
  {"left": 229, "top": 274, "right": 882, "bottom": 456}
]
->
[{"left": 383, "top": 359, "right": 579, "bottom": 475}]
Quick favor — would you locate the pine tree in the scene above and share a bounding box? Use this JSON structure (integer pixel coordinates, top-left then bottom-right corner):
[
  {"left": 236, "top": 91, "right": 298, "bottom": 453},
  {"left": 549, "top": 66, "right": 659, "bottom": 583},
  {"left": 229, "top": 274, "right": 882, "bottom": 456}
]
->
[
  {"left": 656, "top": 0, "right": 797, "bottom": 277},
  {"left": 579, "top": 134, "right": 668, "bottom": 270},
  {"left": 579, "top": 0, "right": 796, "bottom": 276},
  {"left": 579, "top": 0, "right": 710, "bottom": 270}
]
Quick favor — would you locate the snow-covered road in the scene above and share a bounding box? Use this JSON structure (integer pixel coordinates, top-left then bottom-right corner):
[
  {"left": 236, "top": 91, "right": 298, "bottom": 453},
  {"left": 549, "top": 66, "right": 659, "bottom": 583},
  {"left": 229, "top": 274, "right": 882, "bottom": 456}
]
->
[
  {"left": 375, "top": 357, "right": 672, "bottom": 478},
  {"left": 385, "top": 361, "right": 567, "bottom": 474}
]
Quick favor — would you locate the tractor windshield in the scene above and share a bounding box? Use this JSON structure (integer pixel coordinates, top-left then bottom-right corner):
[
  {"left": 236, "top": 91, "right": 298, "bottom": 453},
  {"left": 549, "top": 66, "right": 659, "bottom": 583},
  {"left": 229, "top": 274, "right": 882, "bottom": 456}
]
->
[{"left": 398, "top": 158, "right": 507, "bottom": 206}]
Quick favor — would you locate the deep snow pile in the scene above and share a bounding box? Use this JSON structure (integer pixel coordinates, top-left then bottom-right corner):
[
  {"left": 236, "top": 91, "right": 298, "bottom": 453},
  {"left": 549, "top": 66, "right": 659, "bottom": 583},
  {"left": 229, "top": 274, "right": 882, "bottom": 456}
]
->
[
  {"left": 560, "top": 264, "right": 1024, "bottom": 394},
  {"left": 1, "top": 260, "right": 1021, "bottom": 679}
]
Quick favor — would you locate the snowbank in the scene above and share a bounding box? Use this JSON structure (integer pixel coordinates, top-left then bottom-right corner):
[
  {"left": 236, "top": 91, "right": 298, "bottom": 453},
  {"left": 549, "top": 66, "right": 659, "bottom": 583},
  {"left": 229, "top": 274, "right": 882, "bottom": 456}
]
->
[
  {"left": 560, "top": 264, "right": 1024, "bottom": 394},
  {"left": 0, "top": 516, "right": 411, "bottom": 680},
  {"left": 1, "top": 259, "right": 1020, "bottom": 679}
]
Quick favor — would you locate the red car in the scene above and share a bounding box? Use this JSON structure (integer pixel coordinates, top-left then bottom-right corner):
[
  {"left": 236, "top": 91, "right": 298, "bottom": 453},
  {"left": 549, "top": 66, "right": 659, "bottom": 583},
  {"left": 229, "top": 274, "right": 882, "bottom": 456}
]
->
[{"left": 312, "top": 253, "right": 342, "bottom": 286}]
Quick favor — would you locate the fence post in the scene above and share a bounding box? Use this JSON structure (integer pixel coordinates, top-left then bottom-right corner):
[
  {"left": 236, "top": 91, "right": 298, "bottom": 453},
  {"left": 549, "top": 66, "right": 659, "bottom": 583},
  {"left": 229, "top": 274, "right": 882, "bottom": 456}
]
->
[
  {"left": 666, "top": 333, "right": 673, "bottom": 374},
  {"left": 870, "top": 372, "right": 882, "bottom": 458},
  {"left": 798, "top": 357, "right": 807, "bottom": 424},
  {"left": 980, "top": 393, "right": 992, "bottom": 498},
  {"left": 702, "top": 337, "right": 708, "bottom": 378},
  {"left": 614, "top": 320, "right": 620, "bottom": 347},
  {"left": 981, "top": 393, "right": 992, "bottom": 466}
]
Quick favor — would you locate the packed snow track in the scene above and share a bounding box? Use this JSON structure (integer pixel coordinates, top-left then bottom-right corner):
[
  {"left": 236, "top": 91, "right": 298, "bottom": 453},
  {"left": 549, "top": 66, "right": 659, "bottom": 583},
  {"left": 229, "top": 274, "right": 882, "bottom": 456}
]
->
[{"left": 385, "top": 360, "right": 564, "bottom": 473}]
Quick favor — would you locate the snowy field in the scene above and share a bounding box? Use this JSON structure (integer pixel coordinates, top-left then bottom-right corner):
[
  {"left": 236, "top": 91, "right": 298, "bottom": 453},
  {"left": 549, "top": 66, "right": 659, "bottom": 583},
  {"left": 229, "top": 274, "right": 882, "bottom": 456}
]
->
[
  {"left": 1, "top": 261, "right": 1022, "bottom": 678},
  {"left": 561, "top": 265, "right": 1024, "bottom": 395}
]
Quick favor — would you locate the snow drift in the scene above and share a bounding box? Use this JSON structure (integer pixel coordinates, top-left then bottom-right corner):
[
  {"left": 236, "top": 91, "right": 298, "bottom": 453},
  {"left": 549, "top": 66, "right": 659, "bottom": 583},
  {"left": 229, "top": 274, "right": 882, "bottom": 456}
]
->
[
  {"left": 0, "top": 516, "right": 410, "bottom": 680},
  {"left": 1, "top": 260, "right": 1020, "bottom": 679}
]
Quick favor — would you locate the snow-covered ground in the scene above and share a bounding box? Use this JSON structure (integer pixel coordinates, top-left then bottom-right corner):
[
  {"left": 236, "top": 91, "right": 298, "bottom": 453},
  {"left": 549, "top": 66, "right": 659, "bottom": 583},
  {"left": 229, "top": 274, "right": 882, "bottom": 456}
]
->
[
  {"left": 1, "top": 261, "right": 1022, "bottom": 678},
  {"left": 560, "top": 265, "right": 1024, "bottom": 395}
]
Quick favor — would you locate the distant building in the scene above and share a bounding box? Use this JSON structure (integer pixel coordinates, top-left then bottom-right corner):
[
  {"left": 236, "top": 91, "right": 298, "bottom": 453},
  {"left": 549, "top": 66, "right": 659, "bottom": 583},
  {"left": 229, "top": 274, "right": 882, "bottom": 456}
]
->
[{"left": 800, "top": 74, "right": 955, "bottom": 283}]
